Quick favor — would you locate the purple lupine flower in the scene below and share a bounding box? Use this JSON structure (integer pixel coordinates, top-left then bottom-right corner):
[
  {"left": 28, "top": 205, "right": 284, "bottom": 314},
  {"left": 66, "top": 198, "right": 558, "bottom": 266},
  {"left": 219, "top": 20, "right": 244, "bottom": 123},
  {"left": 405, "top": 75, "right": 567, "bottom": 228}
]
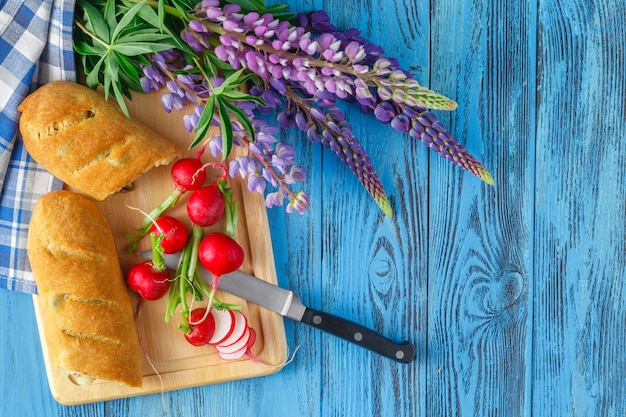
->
[
  {"left": 218, "top": 117, "right": 309, "bottom": 211},
  {"left": 146, "top": 3, "right": 492, "bottom": 216},
  {"left": 183, "top": 111, "right": 200, "bottom": 132},
  {"left": 374, "top": 102, "right": 394, "bottom": 123},
  {"left": 192, "top": 3, "right": 460, "bottom": 114},
  {"left": 409, "top": 111, "right": 493, "bottom": 184},
  {"left": 141, "top": 65, "right": 165, "bottom": 92},
  {"left": 391, "top": 114, "right": 410, "bottom": 132},
  {"left": 265, "top": 191, "right": 284, "bottom": 209},
  {"left": 287, "top": 191, "right": 309, "bottom": 214},
  {"left": 290, "top": 100, "right": 391, "bottom": 215}
]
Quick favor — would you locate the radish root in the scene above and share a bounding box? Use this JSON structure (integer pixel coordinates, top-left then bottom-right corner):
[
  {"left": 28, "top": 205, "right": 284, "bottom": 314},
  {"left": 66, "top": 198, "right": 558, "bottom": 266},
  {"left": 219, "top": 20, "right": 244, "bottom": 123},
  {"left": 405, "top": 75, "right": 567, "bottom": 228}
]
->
[
  {"left": 197, "top": 161, "right": 228, "bottom": 182},
  {"left": 187, "top": 302, "right": 212, "bottom": 325},
  {"left": 246, "top": 344, "right": 301, "bottom": 368},
  {"left": 124, "top": 202, "right": 155, "bottom": 224},
  {"left": 135, "top": 298, "right": 167, "bottom": 412},
  {"left": 205, "top": 274, "right": 221, "bottom": 313}
]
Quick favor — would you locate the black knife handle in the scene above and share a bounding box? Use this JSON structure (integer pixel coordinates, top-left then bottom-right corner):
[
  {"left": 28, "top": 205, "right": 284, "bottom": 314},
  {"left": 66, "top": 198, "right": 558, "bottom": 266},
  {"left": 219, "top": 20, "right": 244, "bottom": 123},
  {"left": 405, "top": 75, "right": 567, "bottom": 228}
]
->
[{"left": 300, "top": 308, "right": 416, "bottom": 363}]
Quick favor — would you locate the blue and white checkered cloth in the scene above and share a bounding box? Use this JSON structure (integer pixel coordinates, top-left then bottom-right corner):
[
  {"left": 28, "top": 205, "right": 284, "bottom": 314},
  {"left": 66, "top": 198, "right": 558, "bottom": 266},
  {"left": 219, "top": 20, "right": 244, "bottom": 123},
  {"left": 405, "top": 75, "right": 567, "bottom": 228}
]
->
[{"left": 0, "top": 0, "right": 75, "bottom": 293}]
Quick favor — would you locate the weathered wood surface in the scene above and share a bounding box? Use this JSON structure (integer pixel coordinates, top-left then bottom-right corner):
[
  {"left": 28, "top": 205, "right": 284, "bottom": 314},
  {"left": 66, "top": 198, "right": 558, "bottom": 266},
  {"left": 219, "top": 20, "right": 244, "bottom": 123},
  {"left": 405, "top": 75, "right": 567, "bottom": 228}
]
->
[{"left": 1, "top": 0, "right": 625, "bottom": 415}]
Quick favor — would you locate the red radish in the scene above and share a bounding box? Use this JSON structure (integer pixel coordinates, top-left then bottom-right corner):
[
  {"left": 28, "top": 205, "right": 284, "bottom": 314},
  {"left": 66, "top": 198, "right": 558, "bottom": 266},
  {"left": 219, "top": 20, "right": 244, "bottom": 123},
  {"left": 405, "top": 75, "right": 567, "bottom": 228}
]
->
[
  {"left": 185, "top": 161, "right": 231, "bottom": 228},
  {"left": 198, "top": 233, "right": 244, "bottom": 276},
  {"left": 207, "top": 309, "right": 235, "bottom": 345},
  {"left": 149, "top": 215, "right": 189, "bottom": 254},
  {"left": 186, "top": 184, "right": 225, "bottom": 227},
  {"left": 127, "top": 232, "right": 171, "bottom": 300},
  {"left": 198, "top": 232, "right": 244, "bottom": 312},
  {"left": 127, "top": 261, "right": 171, "bottom": 301},
  {"left": 184, "top": 308, "right": 216, "bottom": 346},
  {"left": 212, "top": 310, "right": 248, "bottom": 347},
  {"left": 171, "top": 157, "right": 207, "bottom": 191}
]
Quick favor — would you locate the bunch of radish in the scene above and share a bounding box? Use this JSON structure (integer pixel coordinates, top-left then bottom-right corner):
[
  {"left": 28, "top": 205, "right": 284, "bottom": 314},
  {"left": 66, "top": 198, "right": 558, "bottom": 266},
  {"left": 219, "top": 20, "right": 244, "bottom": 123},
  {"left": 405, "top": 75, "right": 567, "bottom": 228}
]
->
[
  {"left": 125, "top": 151, "right": 256, "bottom": 362},
  {"left": 186, "top": 308, "right": 257, "bottom": 361},
  {"left": 126, "top": 147, "right": 207, "bottom": 253}
]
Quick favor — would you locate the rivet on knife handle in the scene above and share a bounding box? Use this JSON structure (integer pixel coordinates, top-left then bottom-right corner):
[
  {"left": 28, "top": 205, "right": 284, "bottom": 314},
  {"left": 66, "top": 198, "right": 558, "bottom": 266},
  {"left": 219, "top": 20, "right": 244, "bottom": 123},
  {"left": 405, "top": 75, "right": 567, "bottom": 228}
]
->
[{"left": 300, "top": 308, "right": 416, "bottom": 363}]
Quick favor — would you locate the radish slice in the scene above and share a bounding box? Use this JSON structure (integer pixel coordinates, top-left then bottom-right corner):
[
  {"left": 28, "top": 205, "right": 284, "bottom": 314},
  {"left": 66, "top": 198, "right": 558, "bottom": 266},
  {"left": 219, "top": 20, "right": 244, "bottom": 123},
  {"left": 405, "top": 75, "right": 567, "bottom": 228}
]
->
[
  {"left": 214, "top": 310, "right": 247, "bottom": 347},
  {"left": 208, "top": 309, "right": 234, "bottom": 345},
  {"left": 244, "top": 327, "right": 259, "bottom": 363},
  {"left": 216, "top": 327, "right": 250, "bottom": 354},
  {"left": 217, "top": 345, "right": 248, "bottom": 361},
  {"left": 246, "top": 327, "right": 256, "bottom": 349}
]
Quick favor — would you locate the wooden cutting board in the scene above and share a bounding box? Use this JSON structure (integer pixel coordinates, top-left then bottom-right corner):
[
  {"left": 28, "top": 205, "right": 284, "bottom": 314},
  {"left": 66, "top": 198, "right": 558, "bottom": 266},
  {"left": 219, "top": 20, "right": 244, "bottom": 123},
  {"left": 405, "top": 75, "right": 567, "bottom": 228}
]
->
[{"left": 32, "top": 89, "right": 288, "bottom": 405}]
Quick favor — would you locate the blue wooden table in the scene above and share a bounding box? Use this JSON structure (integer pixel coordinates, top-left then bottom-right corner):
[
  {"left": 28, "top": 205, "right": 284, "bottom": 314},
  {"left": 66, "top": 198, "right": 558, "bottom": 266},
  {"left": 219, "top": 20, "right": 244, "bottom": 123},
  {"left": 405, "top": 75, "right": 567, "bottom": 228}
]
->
[{"left": 2, "top": 0, "right": 625, "bottom": 415}]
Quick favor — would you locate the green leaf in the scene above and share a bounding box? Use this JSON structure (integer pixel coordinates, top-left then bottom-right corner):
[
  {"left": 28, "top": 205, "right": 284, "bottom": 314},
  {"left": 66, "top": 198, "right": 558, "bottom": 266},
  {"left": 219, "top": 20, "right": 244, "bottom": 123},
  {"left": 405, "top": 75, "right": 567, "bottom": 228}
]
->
[
  {"left": 104, "top": 0, "right": 117, "bottom": 35},
  {"left": 169, "top": 1, "right": 190, "bottom": 22},
  {"left": 203, "top": 54, "right": 219, "bottom": 78},
  {"left": 132, "top": 1, "right": 195, "bottom": 55},
  {"left": 221, "top": 90, "right": 265, "bottom": 105},
  {"left": 119, "top": 69, "right": 144, "bottom": 93},
  {"left": 85, "top": 57, "right": 105, "bottom": 88},
  {"left": 205, "top": 50, "right": 235, "bottom": 71},
  {"left": 216, "top": 68, "right": 245, "bottom": 92},
  {"left": 112, "top": 42, "right": 174, "bottom": 56},
  {"left": 111, "top": 0, "right": 148, "bottom": 42},
  {"left": 217, "top": 98, "right": 234, "bottom": 159},
  {"left": 78, "top": 0, "right": 110, "bottom": 42},
  {"left": 190, "top": 96, "right": 216, "bottom": 149},
  {"left": 116, "top": 31, "right": 173, "bottom": 43},
  {"left": 74, "top": 40, "right": 106, "bottom": 56},
  {"left": 111, "top": 76, "right": 131, "bottom": 118},
  {"left": 103, "top": 52, "right": 121, "bottom": 104},
  {"left": 158, "top": 0, "right": 166, "bottom": 29},
  {"left": 115, "top": 53, "right": 141, "bottom": 86},
  {"left": 221, "top": 99, "right": 255, "bottom": 141},
  {"left": 106, "top": 53, "right": 120, "bottom": 82},
  {"left": 135, "top": 54, "right": 151, "bottom": 66},
  {"left": 129, "top": 0, "right": 162, "bottom": 27},
  {"left": 232, "top": 73, "right": 258, "bottom": 86}
]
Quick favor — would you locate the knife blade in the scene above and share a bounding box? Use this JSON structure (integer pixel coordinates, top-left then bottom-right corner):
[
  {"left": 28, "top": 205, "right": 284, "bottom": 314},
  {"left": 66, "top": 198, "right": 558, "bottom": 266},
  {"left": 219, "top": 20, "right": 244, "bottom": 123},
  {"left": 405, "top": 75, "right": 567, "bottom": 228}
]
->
[{"left": 141, "top": 251, "right": 415, "bottom": 363}]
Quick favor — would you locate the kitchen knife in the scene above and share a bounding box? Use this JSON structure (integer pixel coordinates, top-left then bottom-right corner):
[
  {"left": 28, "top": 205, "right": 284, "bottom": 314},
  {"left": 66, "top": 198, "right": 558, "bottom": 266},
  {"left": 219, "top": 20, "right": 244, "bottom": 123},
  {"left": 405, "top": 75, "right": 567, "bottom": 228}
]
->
[{"left": 141, "top": 251, "right": 416, "bottom": 363}]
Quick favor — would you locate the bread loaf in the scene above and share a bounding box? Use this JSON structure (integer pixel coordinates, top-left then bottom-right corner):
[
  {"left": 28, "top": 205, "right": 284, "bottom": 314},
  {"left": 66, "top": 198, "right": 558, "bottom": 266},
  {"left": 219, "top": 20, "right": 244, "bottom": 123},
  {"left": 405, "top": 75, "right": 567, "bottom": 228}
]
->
[
  {"left": 18, "top": 81, "right": 180, "bottom": 201},
  {"left": 28, "top": 190, "right": 143, "bottom": 388}
]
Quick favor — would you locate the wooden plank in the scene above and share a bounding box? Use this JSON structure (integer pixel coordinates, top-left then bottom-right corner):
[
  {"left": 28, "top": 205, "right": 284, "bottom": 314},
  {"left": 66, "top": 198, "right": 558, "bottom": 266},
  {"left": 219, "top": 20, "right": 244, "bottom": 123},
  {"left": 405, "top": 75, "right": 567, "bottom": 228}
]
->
[
  {"left": 427, "top": 1, "right": 536, "bottom": 416},
  {"left": 32, "top": 90, "right": 288, "bottom": 405},
  {"left": 306, "top": 0, "right": 431, "bottom": 415},
  {"left": 533, "top": 1, "right": 626, "bottom": 415}
]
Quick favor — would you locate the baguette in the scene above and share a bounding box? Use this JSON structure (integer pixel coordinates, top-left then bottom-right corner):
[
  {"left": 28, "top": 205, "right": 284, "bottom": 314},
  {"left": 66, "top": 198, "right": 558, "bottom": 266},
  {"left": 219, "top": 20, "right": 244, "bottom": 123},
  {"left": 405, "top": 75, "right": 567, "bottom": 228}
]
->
[
  {"left": 28, "top": 190, "right": 143, "bottom": 388},
  {"left": 18, "top": 81, "right": 180, "bottom": 201}
]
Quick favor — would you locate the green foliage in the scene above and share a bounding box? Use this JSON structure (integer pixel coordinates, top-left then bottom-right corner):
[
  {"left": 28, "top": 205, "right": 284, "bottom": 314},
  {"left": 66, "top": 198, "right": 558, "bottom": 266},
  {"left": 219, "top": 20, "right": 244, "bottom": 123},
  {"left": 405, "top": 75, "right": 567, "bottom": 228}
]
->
[
  {"left": 74, "top": 0, "right": 180, "bottom": 116},
  {"left": 75, "top": 0, "right": 268, "bottom": 160}
]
